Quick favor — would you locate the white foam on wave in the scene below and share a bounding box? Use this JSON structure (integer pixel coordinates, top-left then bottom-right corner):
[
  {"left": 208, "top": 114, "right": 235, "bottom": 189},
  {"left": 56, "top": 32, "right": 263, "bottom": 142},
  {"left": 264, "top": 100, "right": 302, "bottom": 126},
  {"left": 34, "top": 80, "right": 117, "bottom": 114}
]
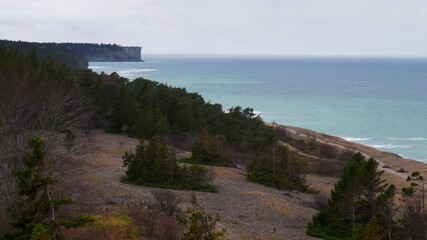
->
[
  {"left": 371, "top": 144, "right": 411, "bottom": 149},
  {"left": 386, "top": 137, "right": 427, "bottom": 141},
  {"left": 342, "top": 137, "right": 371, "bottom": 142},
  {"left": 89, "top": 66, "right": 105, "bottom": 69},
  {"left": 117, "top": 68, "right": 158, "bottom": 74}
]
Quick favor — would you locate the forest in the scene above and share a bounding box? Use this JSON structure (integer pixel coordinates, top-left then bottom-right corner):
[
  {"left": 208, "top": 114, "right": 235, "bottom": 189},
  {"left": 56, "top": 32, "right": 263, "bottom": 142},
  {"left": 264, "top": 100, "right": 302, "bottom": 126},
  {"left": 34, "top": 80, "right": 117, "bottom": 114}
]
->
[{"left": 0, "top": 40, "right": 88, "bottom": 69}]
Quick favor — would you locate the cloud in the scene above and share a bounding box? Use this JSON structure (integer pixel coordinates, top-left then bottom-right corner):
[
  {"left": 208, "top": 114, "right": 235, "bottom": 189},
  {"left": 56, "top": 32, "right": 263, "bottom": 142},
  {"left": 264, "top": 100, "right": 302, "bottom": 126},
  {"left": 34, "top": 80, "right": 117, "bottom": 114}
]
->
[{"left": 1, "top": 0, "right": 427, "bottom": 56}]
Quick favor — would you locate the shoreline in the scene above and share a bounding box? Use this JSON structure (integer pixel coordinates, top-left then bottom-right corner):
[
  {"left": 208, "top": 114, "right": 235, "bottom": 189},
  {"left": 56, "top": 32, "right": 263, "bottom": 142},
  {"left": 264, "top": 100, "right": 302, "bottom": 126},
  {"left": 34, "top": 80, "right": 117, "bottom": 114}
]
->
[{"left": 270, "top": 123, "right": 427, "bottom": 189}]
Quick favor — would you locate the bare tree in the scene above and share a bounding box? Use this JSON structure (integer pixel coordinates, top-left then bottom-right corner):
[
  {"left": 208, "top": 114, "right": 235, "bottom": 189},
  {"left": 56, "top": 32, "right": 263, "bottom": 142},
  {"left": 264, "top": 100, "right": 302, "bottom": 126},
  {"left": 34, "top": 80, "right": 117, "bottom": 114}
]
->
[
  {"left": 151, "top": 190, "right": 183, "bottom": 216},
  {"left": 406, "top": 171, "right": 425, "bottom": 214},
  {"left": 0, "top": 74, "right": 92, "bottom": 230},
  {"left": 398, "top": 197, "right": 426, "bottom": 240}
]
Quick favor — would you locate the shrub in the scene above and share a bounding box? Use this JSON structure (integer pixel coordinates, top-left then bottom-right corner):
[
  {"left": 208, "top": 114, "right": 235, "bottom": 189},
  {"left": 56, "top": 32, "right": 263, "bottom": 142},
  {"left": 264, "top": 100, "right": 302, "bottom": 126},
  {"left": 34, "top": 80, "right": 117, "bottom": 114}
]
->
[
  {"left": 130, "top": 210, "right": 181, "bottom": 240},
  {"left": 247, "top": 136, "right": 309, "bottom": 191},
  {"left": 176, "top": 194, "right": 225, "bottom": 240},
  {"left": 188, "top": 128, "right": 232, "bottom": 166},
  {"left": 122, "top": 139, "right": 217, "bottom": 192},
  {"left": 61, "top": 215, "right": 138, "bottom": 240},
  {"left": 318, "top": 143, "right": 337, "bottom": 159},
  {"left": 336, "top": 150, "right": 354, "bottom": 162},
  {"left": 151, "top": 190, "right": 182, "bottom": 216},
  {"left": 312, "top": 160, "right": 345, "bottom": 177}
]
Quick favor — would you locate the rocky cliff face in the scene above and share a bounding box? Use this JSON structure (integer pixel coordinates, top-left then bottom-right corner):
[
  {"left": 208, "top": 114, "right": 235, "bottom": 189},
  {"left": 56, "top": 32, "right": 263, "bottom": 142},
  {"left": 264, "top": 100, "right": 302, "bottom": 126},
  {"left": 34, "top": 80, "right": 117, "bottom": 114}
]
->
[
  {"left": 78, "top": 46, "right": 141, "bottom": 62},
  {"left": 60, "top": 44, "right": 142, "bottom": 62}
]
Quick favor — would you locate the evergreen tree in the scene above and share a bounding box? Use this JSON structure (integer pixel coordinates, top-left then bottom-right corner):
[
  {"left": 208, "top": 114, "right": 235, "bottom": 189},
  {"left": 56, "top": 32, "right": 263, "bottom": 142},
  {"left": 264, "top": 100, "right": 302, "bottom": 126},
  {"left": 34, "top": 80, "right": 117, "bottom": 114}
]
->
[
  {"left": 350, "top": 217, "right": 387, "bottom": 240},
  {"left": 360, "top": 158, "right": 387, "bottom": 220},
  {"left": 247, "top": 135, "right": 307, "bottom": 191},
  {"left": 190, "top": 128, "right": 231, "bottom": 166},
  {"left": 405, "top": 171, "right": 425, "bottom": 214},
  {"left": 4, "top": 137, "right": 71, "bottom": 240},
  {"left": 307, "top": 153, "right": 396, "bottom": 239},
  {"left": 122, "top": 138, "right": 178, "bottom": 184},
  {"left": 122, "top": 139, "right": 216, "bottom": 192},
  {"left": 177, "top": 194, "right": 226, "bottom": 240}
]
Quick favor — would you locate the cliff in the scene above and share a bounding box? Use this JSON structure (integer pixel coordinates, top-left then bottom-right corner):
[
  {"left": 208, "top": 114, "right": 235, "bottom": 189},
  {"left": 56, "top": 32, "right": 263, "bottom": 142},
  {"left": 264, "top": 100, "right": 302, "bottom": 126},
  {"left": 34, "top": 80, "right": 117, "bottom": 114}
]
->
[{"left": 59, "top": 43, "right": 142, "bottom": 62}]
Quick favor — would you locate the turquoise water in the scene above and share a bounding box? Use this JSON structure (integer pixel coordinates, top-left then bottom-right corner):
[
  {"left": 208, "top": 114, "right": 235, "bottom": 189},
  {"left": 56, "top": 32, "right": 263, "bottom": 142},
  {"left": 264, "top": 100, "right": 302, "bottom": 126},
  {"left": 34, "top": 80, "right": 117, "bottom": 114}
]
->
[{"left": 89, "top": 56, "right": 427, "bottom": 161}]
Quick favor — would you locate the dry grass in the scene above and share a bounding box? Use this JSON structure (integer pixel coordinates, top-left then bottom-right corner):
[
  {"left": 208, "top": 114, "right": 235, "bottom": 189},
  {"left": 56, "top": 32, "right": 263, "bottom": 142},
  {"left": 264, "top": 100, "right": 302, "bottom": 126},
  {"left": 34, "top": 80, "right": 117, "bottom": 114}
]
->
[
  {"left": 213, "top": 166, "right": 243, "bottom": 180},
  {"left": 61, "top": 211, "right": 182, "bottom": 240},
  {"left": 61, "top": 215, "right": 141, "bottom": 240}
]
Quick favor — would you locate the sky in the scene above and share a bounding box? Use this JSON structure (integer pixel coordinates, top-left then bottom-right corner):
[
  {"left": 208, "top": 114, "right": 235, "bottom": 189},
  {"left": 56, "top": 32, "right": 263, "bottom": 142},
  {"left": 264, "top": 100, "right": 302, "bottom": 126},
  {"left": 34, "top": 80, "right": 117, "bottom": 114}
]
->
[{"left": 1, "top": 0, "right": 427, "bottom": 56}]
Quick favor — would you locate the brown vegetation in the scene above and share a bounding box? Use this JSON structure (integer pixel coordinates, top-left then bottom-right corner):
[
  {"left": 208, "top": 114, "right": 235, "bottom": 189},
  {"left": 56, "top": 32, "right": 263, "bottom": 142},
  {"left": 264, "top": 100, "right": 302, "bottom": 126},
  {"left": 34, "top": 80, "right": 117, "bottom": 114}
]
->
[{"left": 0, "top": 74, "right": 92, "bottom": 232}]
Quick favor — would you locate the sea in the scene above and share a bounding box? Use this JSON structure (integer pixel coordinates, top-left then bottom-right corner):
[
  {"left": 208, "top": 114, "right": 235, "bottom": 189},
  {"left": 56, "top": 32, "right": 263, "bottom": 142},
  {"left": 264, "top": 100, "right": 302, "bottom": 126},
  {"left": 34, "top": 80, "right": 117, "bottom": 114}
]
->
[{"left": 89, "top": 55, "right": 427, "bottom": 162}]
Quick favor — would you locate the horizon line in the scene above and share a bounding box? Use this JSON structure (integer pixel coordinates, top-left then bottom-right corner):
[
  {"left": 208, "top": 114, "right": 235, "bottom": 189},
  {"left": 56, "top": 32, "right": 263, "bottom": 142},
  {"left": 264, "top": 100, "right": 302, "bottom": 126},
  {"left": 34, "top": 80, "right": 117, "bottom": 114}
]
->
[{"left": 141, "top": 52, "right": 427, "bottom": 59}]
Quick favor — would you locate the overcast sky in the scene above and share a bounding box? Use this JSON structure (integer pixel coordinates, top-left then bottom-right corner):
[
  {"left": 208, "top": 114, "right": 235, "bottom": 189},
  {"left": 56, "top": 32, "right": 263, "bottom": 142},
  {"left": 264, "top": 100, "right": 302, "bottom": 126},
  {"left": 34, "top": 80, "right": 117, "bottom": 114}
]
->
[{"left": 1, "top": 0, "right": 427, "bottom": 56}]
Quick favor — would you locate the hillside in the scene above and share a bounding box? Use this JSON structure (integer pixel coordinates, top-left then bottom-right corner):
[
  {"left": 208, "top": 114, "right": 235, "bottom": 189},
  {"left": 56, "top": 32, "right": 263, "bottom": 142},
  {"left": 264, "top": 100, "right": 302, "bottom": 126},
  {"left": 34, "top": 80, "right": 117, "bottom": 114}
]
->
[
  {"left": 282, "top": 124, "right": 423, "bottom": 189},
  {"left": 60, "top": 130, "right": 322, "bottom": 239},
  {"left": 57, "top": 125, "right": 423, "bottom": 239}
]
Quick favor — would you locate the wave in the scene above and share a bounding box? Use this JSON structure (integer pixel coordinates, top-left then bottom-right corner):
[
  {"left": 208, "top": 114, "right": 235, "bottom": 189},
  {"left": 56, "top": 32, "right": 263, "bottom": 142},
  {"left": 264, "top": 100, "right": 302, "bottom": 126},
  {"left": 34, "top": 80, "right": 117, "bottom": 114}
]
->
[
  {"left": 89, "top": 66, "right": 105, "bottom": 69},
  {"left": 342, "top": 137, "right": 371, "bottom": 142},
  {"left": 117, "top": 68, "right": 158, "bottom": 74},
  {"left": 371, "top": 144, "right": 411, "bottom": 149},
  {"left": 386, "top": 137, "right": 427, "bottom": 141}
]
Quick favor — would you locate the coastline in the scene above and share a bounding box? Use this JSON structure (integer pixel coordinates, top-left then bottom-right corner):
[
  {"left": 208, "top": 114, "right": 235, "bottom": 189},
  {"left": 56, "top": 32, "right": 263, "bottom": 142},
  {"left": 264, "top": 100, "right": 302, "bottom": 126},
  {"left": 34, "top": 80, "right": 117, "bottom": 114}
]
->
[{"left": 270, "top": 123, "right": 427, "bottom": 190}]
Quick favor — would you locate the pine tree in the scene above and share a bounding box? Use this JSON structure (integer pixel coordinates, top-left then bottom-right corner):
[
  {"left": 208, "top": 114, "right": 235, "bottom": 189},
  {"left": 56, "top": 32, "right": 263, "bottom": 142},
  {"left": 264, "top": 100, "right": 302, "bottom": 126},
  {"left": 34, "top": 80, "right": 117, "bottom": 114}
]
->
[
  {"left": 122, "top": 138, "right": 216, "bottom": 191},
  {"left": 123, "top": 138, "right": 178, "bottom": 184},
  {"left": 247, "top": 134, "right": 307, "bottom": 191},
  {"left": 350, "top": 217, "right": 387, "bottom": 240},
  {"left": 190, "top": 128, "right": 231, "bottom": 166},
  {"left": 307, "top": 153, "right": 396, "bottom": 239},
  {"left": 405, "top": 171, "right": 425, "bottom": 214},
  {"left": 176, "top": 194, "right": 226, "bottom": 240},
  {"left": 4, "top": 137, "right": 71, "bottom": 240}
]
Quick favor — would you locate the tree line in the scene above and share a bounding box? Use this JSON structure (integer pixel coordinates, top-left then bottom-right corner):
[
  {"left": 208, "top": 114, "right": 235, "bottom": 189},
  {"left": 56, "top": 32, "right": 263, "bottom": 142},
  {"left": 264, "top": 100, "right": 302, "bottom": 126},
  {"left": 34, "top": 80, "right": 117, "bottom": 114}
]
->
[{"left": 0, "top": 40, "right": 88, "bottom": 69}]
